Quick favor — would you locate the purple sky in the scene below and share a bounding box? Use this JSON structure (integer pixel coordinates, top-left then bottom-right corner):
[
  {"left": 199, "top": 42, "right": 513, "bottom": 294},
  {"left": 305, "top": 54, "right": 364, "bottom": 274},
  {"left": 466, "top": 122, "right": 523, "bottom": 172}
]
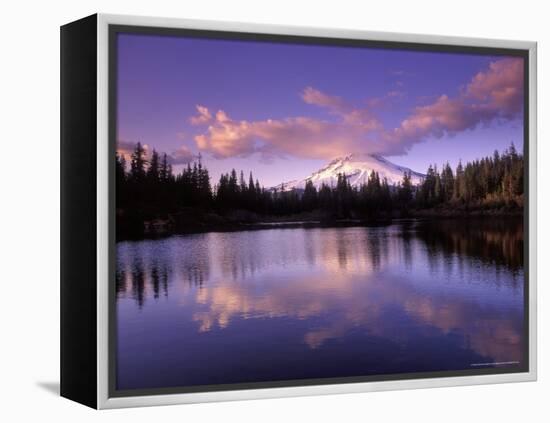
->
[{"left": 116, "top": 33, "right": 524, "bottom": 187}]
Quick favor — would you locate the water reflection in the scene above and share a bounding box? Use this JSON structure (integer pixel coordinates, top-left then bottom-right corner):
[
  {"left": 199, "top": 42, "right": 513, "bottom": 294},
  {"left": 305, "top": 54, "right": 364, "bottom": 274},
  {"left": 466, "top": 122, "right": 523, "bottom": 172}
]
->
[
  {"left": 116, "top": 219, "right": 525, "bottom": 390},
  {"left": 415, "top": 219, "right": 523, "bottom": 272}
]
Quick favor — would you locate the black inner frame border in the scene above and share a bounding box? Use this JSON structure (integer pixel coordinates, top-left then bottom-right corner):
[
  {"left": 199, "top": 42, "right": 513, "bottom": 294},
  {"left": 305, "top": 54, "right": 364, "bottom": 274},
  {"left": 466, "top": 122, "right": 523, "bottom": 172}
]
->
[{"left": 108, "top": 23, "right": 530, "bottom": 399}]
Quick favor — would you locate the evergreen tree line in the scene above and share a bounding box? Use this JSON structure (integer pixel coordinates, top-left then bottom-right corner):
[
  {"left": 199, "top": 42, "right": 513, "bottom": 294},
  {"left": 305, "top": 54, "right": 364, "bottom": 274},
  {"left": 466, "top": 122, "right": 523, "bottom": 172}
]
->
[
  {"left": 116, "top": 142, "right": 523, "bottom": 234},
  {"left": 412, "top": 143, "right": 524, "bottom": 209},
  {"left": 116, "top": 142, "right": 213, "bottom": 215}
]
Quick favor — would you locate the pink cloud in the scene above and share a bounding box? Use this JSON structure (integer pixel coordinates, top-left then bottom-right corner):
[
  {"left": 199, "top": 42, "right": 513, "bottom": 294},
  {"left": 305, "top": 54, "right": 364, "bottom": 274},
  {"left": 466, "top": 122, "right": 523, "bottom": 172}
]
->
[
  {"left": 189, "top": 105, "right": 212, "bottom": 125},
  {"left": 301, "top": 87, "right": 347, "bottom": 111},
  {"left": 388, "top": 57, "right": 524, "bottom": 148},
  {"left": 193, "top": 109, "right": 385, "bottom": 159},
  {"left": 466, "top": 57, "right": 524, "bottom": 115},
  {"left": 389, "top": 95, "right": 477, "bottom": 143},
  {"left": 302, "top": 86, "right": 381, "bottom": 129},
  {"left": 190, "top": 58, "right": 523, "bottom": 160}
]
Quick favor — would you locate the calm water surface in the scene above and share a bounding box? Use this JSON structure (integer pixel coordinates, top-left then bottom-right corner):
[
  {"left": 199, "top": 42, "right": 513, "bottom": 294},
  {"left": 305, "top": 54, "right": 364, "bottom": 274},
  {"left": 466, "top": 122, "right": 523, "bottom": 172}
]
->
[{"left": 116, "top": 219, "right": 525, "bottom": 390}]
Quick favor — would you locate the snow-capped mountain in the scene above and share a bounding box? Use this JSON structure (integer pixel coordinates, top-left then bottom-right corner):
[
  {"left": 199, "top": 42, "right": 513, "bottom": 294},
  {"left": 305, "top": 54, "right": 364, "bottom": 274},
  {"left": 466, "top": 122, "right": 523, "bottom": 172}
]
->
[{"left": 272, "top": 154, "right": 425, "bottom": 192}]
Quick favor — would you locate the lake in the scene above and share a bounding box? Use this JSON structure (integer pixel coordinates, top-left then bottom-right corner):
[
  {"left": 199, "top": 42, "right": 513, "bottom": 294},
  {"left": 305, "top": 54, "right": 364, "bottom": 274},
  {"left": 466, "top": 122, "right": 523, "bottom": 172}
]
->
[{"left": 115, "top": 218, "right": 525, "bottom": 391}]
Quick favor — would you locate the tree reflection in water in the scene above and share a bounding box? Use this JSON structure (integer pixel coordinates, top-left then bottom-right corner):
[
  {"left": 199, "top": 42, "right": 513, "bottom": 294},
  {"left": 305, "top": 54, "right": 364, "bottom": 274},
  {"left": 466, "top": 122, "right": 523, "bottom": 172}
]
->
[{"left": 115, "top": 218, "right": 525, "bottom": 390}]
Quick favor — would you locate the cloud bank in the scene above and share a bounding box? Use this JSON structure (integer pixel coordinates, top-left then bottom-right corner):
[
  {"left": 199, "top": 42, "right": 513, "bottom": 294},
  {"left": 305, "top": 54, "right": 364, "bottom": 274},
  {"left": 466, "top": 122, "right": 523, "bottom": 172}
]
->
[
  {"left": 117, "top": 141, "right": 196, "bottom": 166},
  {"left": 189, "top": 57, "right": 523, "bottom": 160}
]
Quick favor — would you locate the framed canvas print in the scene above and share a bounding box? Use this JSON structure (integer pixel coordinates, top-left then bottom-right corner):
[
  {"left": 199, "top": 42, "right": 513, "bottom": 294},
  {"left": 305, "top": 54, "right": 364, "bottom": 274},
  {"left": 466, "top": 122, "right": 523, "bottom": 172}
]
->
[{"left": 60, "top": 14, "right": 537, "bottom": 409}]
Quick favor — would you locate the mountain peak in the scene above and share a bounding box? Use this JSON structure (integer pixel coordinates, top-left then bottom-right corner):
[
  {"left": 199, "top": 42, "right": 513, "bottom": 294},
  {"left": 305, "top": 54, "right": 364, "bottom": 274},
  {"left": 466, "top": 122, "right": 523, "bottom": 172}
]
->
[{"left": 272, "top": 153, "right": 424, "bottom": 192}]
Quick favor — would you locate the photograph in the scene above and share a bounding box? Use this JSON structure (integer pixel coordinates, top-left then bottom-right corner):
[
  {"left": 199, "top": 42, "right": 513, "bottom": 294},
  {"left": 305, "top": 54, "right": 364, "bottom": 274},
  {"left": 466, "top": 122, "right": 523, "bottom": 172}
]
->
[
  {"left": 2, "top": 0, "right": 547, "bottom": 420},
  {"left": 113, "top": 30, "right": 527, "bottom": 393}
]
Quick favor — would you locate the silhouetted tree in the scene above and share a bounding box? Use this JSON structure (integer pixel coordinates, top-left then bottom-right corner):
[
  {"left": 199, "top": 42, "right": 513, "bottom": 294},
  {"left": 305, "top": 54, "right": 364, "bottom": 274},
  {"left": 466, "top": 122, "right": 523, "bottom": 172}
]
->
[
  {"left": 130, "top": 142, "right": 147, "bottom": 182},
  {"left": 115, "top": 141, "right": 524, "bottom": 240},
  {"left": 398, "top": 171, "right": 413, "bottom": 209},
  {"left": 147, "top": 150, "right": 160, "bottom": 183}
]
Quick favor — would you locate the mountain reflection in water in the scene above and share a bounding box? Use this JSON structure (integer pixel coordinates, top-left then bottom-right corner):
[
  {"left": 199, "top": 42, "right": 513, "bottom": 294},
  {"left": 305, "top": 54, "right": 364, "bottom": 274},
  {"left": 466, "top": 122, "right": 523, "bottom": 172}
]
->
[{"left": 116, "top": 218, "right": 524, "bottom": 390}]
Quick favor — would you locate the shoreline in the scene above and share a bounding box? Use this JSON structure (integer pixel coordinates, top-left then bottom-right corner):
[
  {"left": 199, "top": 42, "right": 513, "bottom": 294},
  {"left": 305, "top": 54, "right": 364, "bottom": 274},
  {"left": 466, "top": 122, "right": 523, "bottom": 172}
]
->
[{"left": 116, "top": 210, "right": 522, "bottom": 242}]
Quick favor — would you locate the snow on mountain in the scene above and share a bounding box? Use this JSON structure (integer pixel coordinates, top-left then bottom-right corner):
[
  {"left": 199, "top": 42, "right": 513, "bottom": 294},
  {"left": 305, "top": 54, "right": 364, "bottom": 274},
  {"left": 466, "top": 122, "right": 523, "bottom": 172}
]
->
[{"left": 272, "top": 154, "right": 425, "bottom": 192}]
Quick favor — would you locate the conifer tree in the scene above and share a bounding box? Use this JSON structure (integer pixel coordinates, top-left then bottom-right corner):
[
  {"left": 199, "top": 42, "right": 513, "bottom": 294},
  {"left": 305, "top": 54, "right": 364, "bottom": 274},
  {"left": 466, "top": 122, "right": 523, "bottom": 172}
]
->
[
  {"left": 130, "top": 142, "right": 147, "bottom": 182},
  {"left": 147, "top": 150, "right": 160, "bottom": 183}
]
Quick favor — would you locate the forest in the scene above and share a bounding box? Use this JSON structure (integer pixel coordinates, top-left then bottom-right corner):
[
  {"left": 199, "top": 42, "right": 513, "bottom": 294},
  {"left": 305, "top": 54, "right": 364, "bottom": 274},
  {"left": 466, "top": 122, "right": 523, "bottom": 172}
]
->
[{"left": 116, "top": 142, "right": 524, "bottom": 239}]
